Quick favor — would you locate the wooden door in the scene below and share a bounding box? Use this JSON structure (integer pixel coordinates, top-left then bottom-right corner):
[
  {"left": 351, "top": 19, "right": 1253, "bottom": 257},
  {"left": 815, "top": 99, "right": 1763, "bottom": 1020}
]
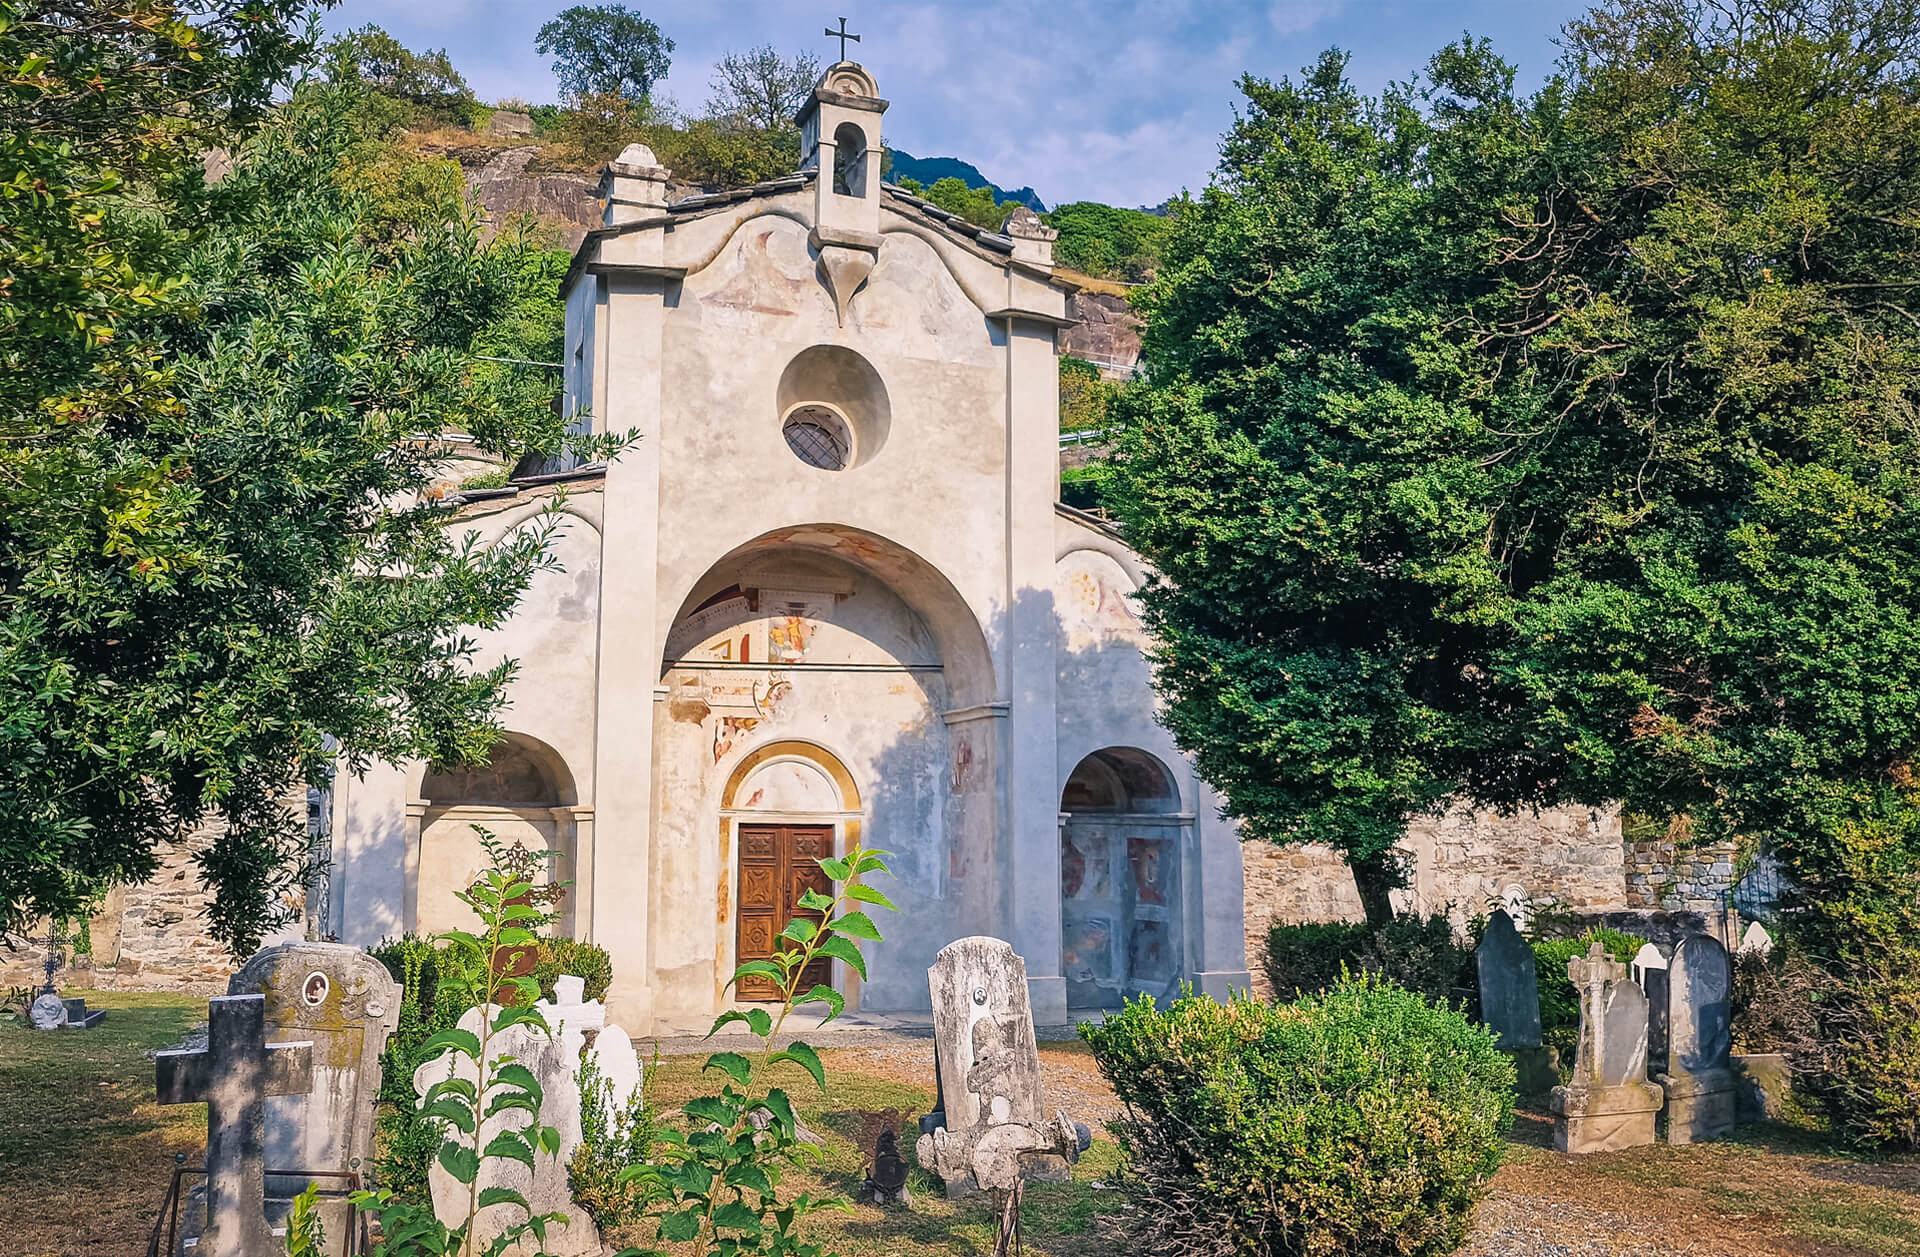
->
[{"left": 736, "top": 824, "right": 836, "bottom": 1001}]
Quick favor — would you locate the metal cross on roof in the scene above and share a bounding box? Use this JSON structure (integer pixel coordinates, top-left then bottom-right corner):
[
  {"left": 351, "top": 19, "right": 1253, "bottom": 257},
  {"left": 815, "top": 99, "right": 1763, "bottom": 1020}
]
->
[{"left": 825, "top": 16, "right": 860, "bottom": 62}]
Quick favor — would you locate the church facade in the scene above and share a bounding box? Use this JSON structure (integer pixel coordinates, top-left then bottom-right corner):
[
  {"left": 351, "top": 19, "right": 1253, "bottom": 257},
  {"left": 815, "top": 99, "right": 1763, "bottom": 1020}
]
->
[{"left": 325, "top": 62, "right": 1252, "bottom": 1032}]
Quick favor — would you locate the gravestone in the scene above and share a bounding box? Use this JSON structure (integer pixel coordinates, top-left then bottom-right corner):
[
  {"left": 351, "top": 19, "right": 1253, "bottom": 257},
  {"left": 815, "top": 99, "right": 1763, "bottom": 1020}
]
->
[
  {"left": 1474, "top": 910, "right": 1554, "bottom": 1092},
  {"left": 229, "top": 942, "right": 399, "bottom": 1255},
  {"left": 29, "top": 991, "right": 67, "bottom": 1029},
  {"left": 1548, "top": 943, "right": 1663, "bottom": 1153},
  {"left": 1660, "top": 933, "right": 1737, "bottom": 1143},
  {"left": 1738, "top": 921, "right": 1773, "bottom": 956},
  {"left": 1631, "top": 943, "right": 1671, "bottom": 1065},
  {"left": 913, "top": 937, "right": 1086, "bottom": 1196},
  {"left": 155, "top": 995, "right": 315, "bottom": 1257},
  {"left": 413, "top": 1004, "right": 596, "bottom": 1256},
  {"left": 535, "top": 973, "right": 606, "bottom": 1063},
  {"left": 585, "top": 1022, "right": 642, "bottom": 1115}
]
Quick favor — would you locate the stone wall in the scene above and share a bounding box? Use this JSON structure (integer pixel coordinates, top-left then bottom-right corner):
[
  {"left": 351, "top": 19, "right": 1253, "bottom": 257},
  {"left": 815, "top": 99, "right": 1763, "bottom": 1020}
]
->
[
  {"left": 1241, "top": 803, "right": 1629, "bottom": 998},
  {"left": 1, "top": 809, "right": 302, "bottom": 997},
  {"left": 1624, "top": 834, "right": 1740, "bottom": 913}
]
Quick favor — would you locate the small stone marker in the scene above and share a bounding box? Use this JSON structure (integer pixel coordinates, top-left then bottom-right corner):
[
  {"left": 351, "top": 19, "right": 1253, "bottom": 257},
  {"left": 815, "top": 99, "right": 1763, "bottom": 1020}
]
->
[
  {"left": 914, "top": 937, "right": 1084, "bottom": 1196},
  {"left": 1475, "top": 910, "right": 1555, "bottom": 1093},
  {"left": 229, "top": 942, "right": 400, "bottom": 1188},
  {"left": 414, "top": 1004, "right": 596, "bottom": 1256},
  {"left": 1738, "top": 920, "right": 1773, "bottom": 956},
  {"left": 155, "top": 994, "right": 315, "bottom": 1257},
  {"left": 1660, "top": 933, "right": 1737, "bottom": 1144},
  {"left": 585, "top": 1022, "right": 642, "bottom": 1115},
  {"left": 1548, "top": 943, "right": 1663, "bottom": 1153}
]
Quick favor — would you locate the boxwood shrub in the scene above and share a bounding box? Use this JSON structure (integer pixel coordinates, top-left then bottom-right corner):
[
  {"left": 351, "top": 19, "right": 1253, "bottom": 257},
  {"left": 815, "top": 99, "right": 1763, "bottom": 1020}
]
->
[
  {"left": 1083, "top": 977, "right": 1514, "bottom": 1257},
  {"left": 1263, "top": 914, "right": 1476, "bottom": 1004}
]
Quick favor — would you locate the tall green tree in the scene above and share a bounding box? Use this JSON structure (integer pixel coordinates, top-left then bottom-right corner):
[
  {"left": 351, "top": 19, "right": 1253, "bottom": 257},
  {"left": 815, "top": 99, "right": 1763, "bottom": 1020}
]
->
[
  {"left": 2, "top": 5, "right": 620, "bottom": 951},
  {"left": 535, "top": 3, "right": 672, "bottom": 105},
  {"left": 1111, "top": 0, "right": 1920, "bottom": 949},
  {"left": 322, "top": 23, "right": 476, "bottom": 124}
]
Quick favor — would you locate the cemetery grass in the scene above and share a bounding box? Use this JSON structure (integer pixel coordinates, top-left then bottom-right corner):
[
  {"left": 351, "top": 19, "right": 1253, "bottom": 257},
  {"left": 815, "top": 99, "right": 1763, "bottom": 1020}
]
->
[{"left": 0, "top": 989, "right": 207, "bottom": 1257}]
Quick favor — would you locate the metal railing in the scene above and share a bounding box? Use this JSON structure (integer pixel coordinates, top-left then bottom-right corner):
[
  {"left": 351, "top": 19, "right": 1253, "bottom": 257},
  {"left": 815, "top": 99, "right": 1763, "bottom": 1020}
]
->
[{"left": 148, "top": 1165, "right": 368, "bottom": 1257}]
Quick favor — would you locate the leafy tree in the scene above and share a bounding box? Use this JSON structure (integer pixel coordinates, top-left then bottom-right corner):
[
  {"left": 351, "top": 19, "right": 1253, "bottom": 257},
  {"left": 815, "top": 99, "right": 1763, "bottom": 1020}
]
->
[
  {"left": 2, "top": 6, "right": 623, "bottom": 951},
  {"left": 324, "top": 24, "right": 477, "bottom": 124},
  {"left": 898, "top": 175, "right": 1013, "bottom": 230},
  {"left": 706, "top": 44, "right": 820, "bottom": 133},
  {"left": 1109, "top": 0, "right": 1920, "bottom": 953},
  {"left": 1044, "top": 200, "right": 1169, "bottom": 281},
  {"left": 536, "top": 3, "right": 673, "bottom": 105}
]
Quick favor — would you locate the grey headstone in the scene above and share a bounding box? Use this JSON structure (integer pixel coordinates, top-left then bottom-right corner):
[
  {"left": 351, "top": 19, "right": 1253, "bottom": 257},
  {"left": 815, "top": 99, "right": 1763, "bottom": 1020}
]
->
[
  {"left": 30, "top": 992, "right": 67, "bottom": 1030},
  {"left": 1475, "top": 910, "right": 1542, "bottom": 1050},
  {"left": 414, "top": 1004, "right": 596, "bottom": 1256},
  {"left": 229, "top": 942, "right": 399, "bottom": 1191},
  {"left": 913, "top": 937, "right": 1080, "bottom": 1195},
  {"left": 1668, "top": 934, "right": 1733, "bottom": 1077},
  {"left": 1599, "top": 977, "right": 1651, "bottom": 1087}
]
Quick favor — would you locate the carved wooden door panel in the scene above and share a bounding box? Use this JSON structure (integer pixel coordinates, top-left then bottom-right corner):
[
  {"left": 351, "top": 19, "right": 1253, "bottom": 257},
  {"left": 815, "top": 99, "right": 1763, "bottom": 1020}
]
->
[{"left": 736, "top": 824, "right": 836, "bottom": 1001}]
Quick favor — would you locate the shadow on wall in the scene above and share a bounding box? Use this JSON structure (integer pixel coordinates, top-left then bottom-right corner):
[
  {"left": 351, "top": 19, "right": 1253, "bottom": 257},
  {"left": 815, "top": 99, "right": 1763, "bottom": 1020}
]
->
[{"left": 789, "top": 580, "right": 1210, "bottom": 1015}]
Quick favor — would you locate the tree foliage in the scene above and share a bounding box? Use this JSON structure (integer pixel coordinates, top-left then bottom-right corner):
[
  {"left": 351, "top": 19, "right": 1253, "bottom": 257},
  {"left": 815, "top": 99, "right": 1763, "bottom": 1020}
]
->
[
  {"left": 323, "top": 23, "right": 477, "bottom": 125},
  {"left": 536, "top": 3, "right": 673, "bottom": 105},
  {"left": 706, "top": 44, "right": 819, "bottom": 133},
  {"left": 895, "top": 174, "right": 1013, "bottom": 230},
  {"left": 1110, "top": 0, "right": 1920, "bottom": 936},
  {"left": 1, "top": 5, "right": 622, "bottom": 951},
  {"left": 1044, "top": 200, "right": 1168, "bottom": 281}
]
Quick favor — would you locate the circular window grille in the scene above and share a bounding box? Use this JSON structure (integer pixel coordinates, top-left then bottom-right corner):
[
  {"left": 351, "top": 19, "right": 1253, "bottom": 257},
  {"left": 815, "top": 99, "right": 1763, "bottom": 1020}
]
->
[{"left": 782, "top": 405, "right": 853, "bottom": 471}]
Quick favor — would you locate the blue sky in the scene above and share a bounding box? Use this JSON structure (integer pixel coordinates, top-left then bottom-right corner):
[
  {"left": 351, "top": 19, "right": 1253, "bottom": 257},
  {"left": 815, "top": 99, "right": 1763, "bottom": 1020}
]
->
[{"left": 322, "top": 2, "right": 1592, "bottom": 208}]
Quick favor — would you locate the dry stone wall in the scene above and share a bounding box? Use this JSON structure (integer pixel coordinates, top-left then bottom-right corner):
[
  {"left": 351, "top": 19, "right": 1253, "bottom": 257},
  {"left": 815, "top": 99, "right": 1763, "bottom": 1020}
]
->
[
  {"left": 1241, "top": 803, "right": 1630, "bottom": 998},
  {"left": 1624, "top": 836, "right": 1740, "bottom": 913}
]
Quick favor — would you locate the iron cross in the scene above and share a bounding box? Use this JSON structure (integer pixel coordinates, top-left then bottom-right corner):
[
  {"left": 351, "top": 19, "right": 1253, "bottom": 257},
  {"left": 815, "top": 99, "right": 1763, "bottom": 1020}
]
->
[{"left": 826, "top": 16, "right": 860, "bottom": 61}]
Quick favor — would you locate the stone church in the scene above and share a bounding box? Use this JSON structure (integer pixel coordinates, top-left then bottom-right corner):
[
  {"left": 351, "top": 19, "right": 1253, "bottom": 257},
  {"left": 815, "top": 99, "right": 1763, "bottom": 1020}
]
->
[{"left": 321, "top": 61, "right": 1253, "bottom": 1032}]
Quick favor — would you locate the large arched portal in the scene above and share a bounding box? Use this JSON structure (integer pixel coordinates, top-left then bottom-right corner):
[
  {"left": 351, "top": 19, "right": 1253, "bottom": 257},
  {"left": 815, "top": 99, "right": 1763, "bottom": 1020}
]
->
[
  {"left": 648, "top": 524, "right": 999, "bottom": 1018},
  {"left": 415, "top": 733, "right": 582, "bottom": 937},
  {"left": 1060, "top": 747, "right": 1185, "bottom": 1009}
]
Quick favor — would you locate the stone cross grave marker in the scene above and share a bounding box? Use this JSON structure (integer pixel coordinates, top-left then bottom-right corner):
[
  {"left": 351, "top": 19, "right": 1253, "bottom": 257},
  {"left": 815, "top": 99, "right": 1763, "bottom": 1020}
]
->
[
  {"left": 228, "top": 940, "right": 400, "bottom": 1230},
  {"left": 915, "top": 937, "right": 1085, "bottom": 1196},
  {"left": 1548, "top": 942, "right": 1663, "bottom": 1153},
  {"left": 1475, "top": 910, "right": 1555, "bottom": 1094},
  {"left": 1662, "top": 933, "right": 1737, "bottom": 1144},
  {"left": 156, "top": 994, "right": 314, "bottom": 1257}
]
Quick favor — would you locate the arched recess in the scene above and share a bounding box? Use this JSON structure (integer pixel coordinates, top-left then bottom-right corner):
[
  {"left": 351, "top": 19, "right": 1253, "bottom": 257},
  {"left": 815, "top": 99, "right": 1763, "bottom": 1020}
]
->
[
  {"left": 412, "top": 733, "right": 588, "bottom": 938},
  {"left": 716, "top": 740, "right": 865, "bottom": 1007},
  {"left": 1060, "top": 747, "right": 1188, "bottom": 1008},
  {"left": 661, "top": 523, "right": 996, "bottom": 709}
]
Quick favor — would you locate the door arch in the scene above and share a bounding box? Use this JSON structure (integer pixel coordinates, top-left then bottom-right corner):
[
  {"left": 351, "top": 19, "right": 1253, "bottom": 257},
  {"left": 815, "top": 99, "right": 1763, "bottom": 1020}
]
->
[
  {"left": 717, "top": 741, "right": 864, "bottom": 1006},
  {"left": 1060, "top": 747, "right": 1186, "bottom": 1009}
]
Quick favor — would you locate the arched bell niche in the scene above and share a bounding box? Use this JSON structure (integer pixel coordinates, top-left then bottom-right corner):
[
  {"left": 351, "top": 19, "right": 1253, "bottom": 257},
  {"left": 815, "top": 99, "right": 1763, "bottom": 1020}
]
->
[{"left": 1059, "top": 747, "right": 1187, "bottom": 1009}]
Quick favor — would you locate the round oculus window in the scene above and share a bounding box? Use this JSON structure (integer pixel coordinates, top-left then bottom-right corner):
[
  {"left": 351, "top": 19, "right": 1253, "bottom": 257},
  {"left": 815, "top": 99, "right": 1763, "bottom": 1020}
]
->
[{"left": 782, "top": 404, "right": 853, "bottom": 471}]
